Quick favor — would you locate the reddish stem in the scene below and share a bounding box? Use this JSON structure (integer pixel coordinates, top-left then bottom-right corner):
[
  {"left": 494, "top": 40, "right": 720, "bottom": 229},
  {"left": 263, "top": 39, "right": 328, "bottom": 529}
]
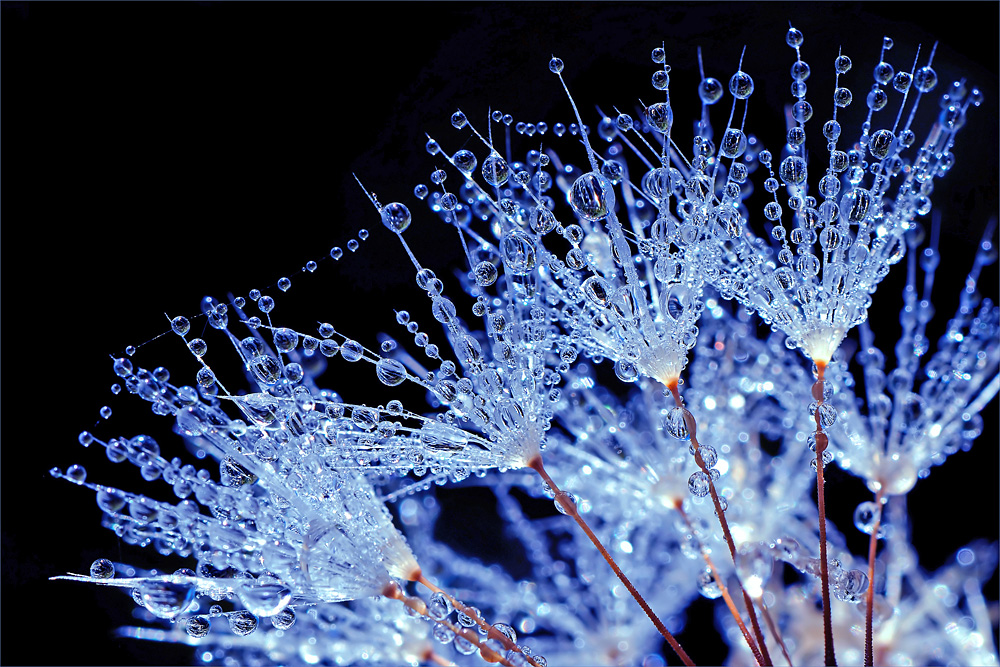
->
[
  {"left": 528, "top": 455, "right": 696, "bottom": 667},
  {"left": 674, "top": 501, "right": 766, "bottom": 666},
  {"left": 864, "top": 488, "right": 885, "bottom": 667},
  {"left": 413, "top": 572, "right": 541, "bottom": 667},
  {"left": 382, "top": 582, "right": 514, "bottom": 667},
  {"left": 813, "top": 362, "right": 837, "bottom": 666},
  {"left": 759, "top": 600, "right": 794, "bottom": 667},
  {"left": 668, "top": 382, "right": 772, "bottom": 667}
]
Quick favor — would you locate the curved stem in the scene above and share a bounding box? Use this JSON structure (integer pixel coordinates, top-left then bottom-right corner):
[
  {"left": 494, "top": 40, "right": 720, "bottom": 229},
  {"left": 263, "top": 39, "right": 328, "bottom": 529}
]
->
[
  {"left": 528, "top": 455, "right": 696, "bottom": 667},
  {"left": 667, "top": 382, "right": 772, "bottom": 666}
]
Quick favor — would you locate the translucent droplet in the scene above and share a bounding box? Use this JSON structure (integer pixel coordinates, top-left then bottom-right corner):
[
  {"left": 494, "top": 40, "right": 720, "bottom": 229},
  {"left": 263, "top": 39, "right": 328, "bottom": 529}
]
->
[
  {"left": 492, "top": 622, "right": 517, "bottom": 643},
  {"left": 428, "top": 592, "right": 453, "bottom": 620},
  {"left": 644, "top": 102, "right": 673, "bottom": 134},
  {"left": 729, "top": 71, "right": 754, "bottom": 99},
  {"left": 196, "top": 367, "right": 216, "bottom": 388},
  {"left": 375, "top": 358, "right": 407, "bottom": 386},
  {"left": 688, "top": 470, "right": 711, "bottom": 497},
  {"left": 237, "top": 583, "right": 292, "bottom": 617},
  {"left": 662, "top": 407, "right": 691, "bottom": 440},
  {"left": 138, "top": 579, "right": 195, "bottom": 619},
  {"left": 169, "top": 315, "right": 190, "bottom": 336},
  {"left": 185, "top": 616, "right": 210, "bottom": 638},
  {"left": 270, "top": 607, "right": 296, "bottom": 630},
  {"left": 699, "top": 77, "right": 724, "bottom": 104},
  {"left": 548, "top": 57, "right": 564, "bottom": 74},
  {"left": 277, "top": 277, "right": 291, "bottom": 292},
  {"left": 854, "top": 501, "right": 886, "bottom": 537},
  {"left": 720, "top": 128, "right": 747, "bottom": 158},
  {"left": 381, "top": 202, "right": 411, "bottom": 233},
  {"left": 330, "top": 246, "right": 343, "bottom": 260},
  {"left": 779, "top": 156, "right": 807, "bottom": 186},
  {"left": 697, "top": 568, "right": 723, "bottom": 599},
  {"left": 914, "top": 65, "right": 937, "bottom": 93},
  {"left": 227, "top": 610, "right": 259, "bottom": 636},
  {"left": 568, "top": 173, "right": 612, "bottom": 221},
  {"left": 340, "top": 340, "right": 364, "bottom": 362},
  {"left": 501, "top": 230, "right": 537, "bottom": 276},
  {"left": 90, "top": 558, "right": 114, "bottom": 579},
  {"left": 482, "top": 153, "right": 509, "bottom": 187},
  {"left": 554, "top": 492, "right": 577, "bottom": 514}
]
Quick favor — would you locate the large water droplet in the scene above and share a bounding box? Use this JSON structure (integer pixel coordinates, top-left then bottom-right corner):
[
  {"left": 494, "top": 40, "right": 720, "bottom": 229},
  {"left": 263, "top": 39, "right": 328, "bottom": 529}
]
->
[{"left": 138, "top": 579, "right": 196, "bottom": 619}]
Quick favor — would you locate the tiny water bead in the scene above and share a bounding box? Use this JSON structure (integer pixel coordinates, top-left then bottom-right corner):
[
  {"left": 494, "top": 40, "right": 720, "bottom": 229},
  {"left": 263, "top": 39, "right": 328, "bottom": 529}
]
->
[
  {"left": 185, "top": 616, "right": 211, "bottom": 638},
  {"left": 170, "top": 316, "right": 190, "bottom": 336},
  {"left": 228, "top": 610, "right": 259, "bottom": 636},
  {"left": 89, "top": 558, "right": 115, "bottom": 579}
]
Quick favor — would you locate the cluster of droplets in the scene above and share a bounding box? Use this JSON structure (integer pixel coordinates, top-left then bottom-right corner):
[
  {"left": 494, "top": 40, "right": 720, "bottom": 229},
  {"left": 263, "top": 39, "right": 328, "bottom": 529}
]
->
[{"left": 53, "top": 27, "right": 998, "bottom": 667}]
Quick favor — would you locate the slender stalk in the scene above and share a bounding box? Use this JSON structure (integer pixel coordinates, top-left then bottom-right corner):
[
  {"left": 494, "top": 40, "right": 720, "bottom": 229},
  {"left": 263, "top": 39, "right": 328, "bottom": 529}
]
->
[
  {"left": 674, "top": 501, "right": 766, "bottom": 666},
  {"left": 759, "top": 600, "right": 794, "bottom": 667},
  {"left": 667, "top": 382, "right": 773, "bottom": 666},
  {"left": 382, "top": 581, "right": 517, "bottom": 667},
  {"left": 414, "top": 571, "right": 542, "bottom": 667},
  {"left": 528, "top": 455, "right": 696, "bottom": 667},
  {"left": 865, "top": 488, "right": 885, "bottom": 667},
  {"left": 812, "top": 362, "right": 836, "bottom": 666}
]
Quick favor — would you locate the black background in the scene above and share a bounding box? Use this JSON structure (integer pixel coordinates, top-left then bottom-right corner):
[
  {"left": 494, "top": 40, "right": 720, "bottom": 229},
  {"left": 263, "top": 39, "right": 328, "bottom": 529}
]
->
[{"left": 3, "top": 2, "right": 997, "bottom": 665}]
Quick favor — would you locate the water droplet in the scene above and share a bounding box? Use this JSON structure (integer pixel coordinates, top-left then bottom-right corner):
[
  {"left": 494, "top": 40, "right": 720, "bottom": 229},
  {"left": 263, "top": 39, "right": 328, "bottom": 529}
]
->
[
  {"left": 548, "top": 57, "right": 564, "bottom": 74},
  {"left": 568, "top": 173, "right": 612, "bottom": 221},
  {"left": 270, "top": 607, "right": 296, "bottom": 630},
  {"left": 644, "top": 102, "right": 673, "bottom": 134},
  {"left": 482, "top": 153, "right": 509, "bottom": 187},
  {"left": 90, "top": 558, "right": 114, "bottom": 579},
  {"left": 375, "top": 358, "right": 407, "bottom": 386},
  {"left": 340, "top": 340, "right": 364, "bottom": 362},
  {"left": 227, "top": 610, "right": 259, "bottom": 636},
  {"left": 170, "top": 316, "right": 190, "bottom": 336},
  {"left": 428, "top": 592, "right": 453, "bottom": 620},
  {"left": 138, "top": 579, "right": 196, "bottom": 619},
  {"left": 237, "top": 583, "right": 292, "bottom": 617},
  {"left": 196, "top": 367, "right": 216, "bottom": 388},
  {"left": 501, "top": 230, "right": 537, "bottom": 276},
  {"left": 688, "top": 471, "right": 711, "bottom": 497},
  {"left": 554, "top": 491, "right": 577, "bottom": 514},
  {"left": 699, "top": 77, "right": 723, "bottom": 104},
  {"left": 662, "top": 407, "right": 691, "bottom": 440},
  {"left": 729, "top": 71, "right": 754, "bottom": 99},
  {"left": 185, "top": 616, "right": 210, "bottom": 638},
  {"left": 697, "top": 568, "right": 723, "bottom": 598},
  {"left": 100, "top": 406, "right": 113, "bottom": 420}
]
